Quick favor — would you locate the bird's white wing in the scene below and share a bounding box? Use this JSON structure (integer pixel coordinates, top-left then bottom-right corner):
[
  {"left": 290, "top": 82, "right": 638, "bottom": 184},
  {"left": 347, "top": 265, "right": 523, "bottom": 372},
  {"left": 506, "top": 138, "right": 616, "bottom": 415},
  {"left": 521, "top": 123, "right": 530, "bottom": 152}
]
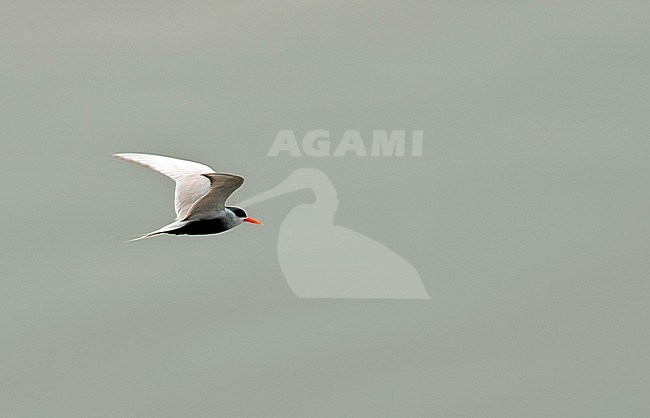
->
[
  {"left": 184, "top": 173, "right": 244, "bottom": 221},
  {"left": 114, "top": 153, "right": 215, "bottom": 220}
]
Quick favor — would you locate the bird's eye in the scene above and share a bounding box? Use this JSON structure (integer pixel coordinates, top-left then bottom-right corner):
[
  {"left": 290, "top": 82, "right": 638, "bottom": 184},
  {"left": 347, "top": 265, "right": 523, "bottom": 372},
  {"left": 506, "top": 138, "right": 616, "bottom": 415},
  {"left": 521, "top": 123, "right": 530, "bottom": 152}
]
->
[{"left": 230, "top": 207, "right": 247, "bottom": 218}]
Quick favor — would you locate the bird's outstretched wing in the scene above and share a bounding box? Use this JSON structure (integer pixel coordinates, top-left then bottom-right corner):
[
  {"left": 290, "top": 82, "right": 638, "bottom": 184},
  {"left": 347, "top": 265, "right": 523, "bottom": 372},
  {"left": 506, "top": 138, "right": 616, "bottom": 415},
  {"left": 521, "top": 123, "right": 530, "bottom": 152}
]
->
[
  {"left": 184, "top": 173, "right": 244, "bottom": 221},
  {"left": 113, "top": 153, "right": 215, "bottom": 220}
]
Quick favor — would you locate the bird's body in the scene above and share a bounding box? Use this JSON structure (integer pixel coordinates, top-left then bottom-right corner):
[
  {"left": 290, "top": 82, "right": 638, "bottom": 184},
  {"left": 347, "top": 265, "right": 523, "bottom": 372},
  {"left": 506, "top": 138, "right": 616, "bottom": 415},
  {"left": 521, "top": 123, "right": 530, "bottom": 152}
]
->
[
  {"left": 166, "top": 208, "right": 243, "bottom": 235},
  {"left": 114, "top": 153, "right": 261, "bottom": 241}
]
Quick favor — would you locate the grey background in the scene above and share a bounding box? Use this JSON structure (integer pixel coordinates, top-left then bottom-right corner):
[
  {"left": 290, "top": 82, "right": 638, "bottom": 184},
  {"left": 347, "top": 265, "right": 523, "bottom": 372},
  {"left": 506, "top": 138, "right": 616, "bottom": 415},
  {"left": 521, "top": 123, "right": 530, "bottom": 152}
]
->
[{"left": 1, "top": 1, "right": 648, "bottom": 416}]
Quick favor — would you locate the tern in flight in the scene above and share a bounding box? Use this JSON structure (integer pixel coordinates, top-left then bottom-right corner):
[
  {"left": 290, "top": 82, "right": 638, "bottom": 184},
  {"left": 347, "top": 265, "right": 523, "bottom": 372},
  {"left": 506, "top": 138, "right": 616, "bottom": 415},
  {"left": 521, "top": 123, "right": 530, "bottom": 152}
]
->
[{"left": 114, "top": 153, "right": 262, "bottom": 241}]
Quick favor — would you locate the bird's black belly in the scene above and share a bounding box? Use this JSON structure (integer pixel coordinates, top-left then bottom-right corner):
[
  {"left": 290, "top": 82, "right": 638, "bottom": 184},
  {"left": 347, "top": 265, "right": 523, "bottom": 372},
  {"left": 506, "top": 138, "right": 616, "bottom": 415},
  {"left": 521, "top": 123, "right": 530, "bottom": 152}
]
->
[{"left": 169, "top": 218, "right": 230, "bottom": 236}]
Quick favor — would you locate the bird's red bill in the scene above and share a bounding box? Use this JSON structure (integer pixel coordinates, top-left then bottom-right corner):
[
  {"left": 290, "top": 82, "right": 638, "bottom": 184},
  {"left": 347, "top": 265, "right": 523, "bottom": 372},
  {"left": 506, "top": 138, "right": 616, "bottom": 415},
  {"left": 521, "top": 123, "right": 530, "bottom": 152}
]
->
[{"left": 244, "top": 217, "right": 263, "bottom": 225}]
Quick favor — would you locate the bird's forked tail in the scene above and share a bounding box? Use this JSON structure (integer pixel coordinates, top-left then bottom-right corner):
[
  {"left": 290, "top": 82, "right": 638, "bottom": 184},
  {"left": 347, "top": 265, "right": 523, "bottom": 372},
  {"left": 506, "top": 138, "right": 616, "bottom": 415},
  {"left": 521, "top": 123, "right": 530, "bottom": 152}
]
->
[{"left": 125, "top": 221, "right": 188, "bottom": 242}]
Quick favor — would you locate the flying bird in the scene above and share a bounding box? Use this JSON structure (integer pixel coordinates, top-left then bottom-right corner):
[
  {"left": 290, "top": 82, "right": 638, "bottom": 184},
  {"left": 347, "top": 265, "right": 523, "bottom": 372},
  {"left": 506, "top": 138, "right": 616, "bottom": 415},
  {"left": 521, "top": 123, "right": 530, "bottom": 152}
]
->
[{"left": 114, "top": 153, "right": 262, "bottom": 241}]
